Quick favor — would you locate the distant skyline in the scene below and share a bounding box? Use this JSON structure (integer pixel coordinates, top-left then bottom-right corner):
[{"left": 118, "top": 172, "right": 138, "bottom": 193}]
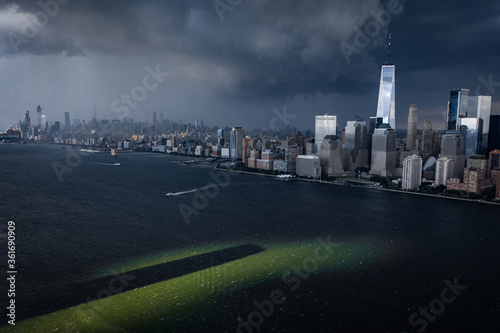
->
[{"left": 1, "top": 0, "right": 499, "bottom": 132}]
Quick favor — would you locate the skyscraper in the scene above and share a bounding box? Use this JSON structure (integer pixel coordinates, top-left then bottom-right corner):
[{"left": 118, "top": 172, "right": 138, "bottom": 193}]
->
[
  {"left": 65, "top": 112, "right": 70, "bottom": 130},
  {"left": 230, "top": 127, "right": 244, "bottom": 160},
  {"left": 344, "top": 116, "right": 369, "bottom": 171},
  {"left": 459, "top": 95, "right": 492, "bottom": 157},
  {"left": 488, "top": 115, "right": 500, "bottom": 152},
  {"left": 370, "top": 124, "right": 397, "bottom": 177},
  {"left": 36, "top": 105, "right": 42, "bottom": 129},
  {"left": 375, "top": 64, "right": 396, "bottom": 129},
  {"left": 315, "top": 114, "right": 337, "bottom": 152},
  {"left": 217, "top": 129, "right": 224, "bottom": 146},
  {"left": 402, "top": 154, "right": 422, "bottom": 190},
  {"left": 446, "top": 89, "right": 469, "bottom": 131},
  {"left": 435, "top": 157, "right": 455, "bottom": 186},
  {"left": 406, "top": 104, "right": 417, "bottom": 151},
  {"left": 319, "top": 135, "right": 343, "bottom": 176},
  {"left": 439, "top": 131, "right": 465, "bottom": 179}
]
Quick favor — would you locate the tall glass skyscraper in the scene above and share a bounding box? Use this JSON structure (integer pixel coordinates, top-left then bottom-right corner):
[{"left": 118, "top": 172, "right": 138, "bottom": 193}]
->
[
  {"left": 314, "top": 114, "right": 337, "bottom": 153},
  {"left": 376, "top": 64, "right": 396, "bottom": 130},
  {"left": 446, "top": 89, "right": 469, "bottom": 131}
]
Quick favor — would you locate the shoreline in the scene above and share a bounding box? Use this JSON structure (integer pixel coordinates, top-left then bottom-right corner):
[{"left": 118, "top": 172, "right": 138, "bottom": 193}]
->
[{"left": 223, "top": 168, "right": 500, "bottom": 207}]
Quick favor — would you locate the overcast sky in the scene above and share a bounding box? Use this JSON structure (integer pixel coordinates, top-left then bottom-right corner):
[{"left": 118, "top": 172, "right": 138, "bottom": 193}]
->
[{"left": 1, "top": 0, "right": 499, "bottom": 132}]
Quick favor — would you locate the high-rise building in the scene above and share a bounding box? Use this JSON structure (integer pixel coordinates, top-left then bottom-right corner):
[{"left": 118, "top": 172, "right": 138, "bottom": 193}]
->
[
  {"left": 376, "top": 64, "right": 396, "bottom": 130},
  {"left": 344, "top": 116, "right": 369, "bottom": 171},
  {"left": 488, "top": 115, "right": 500, "bottom": 153},
  {"left": 217, "top": 129, "right": 224, "bottom": 146},
  {"left": 421, "top": 117, "right": 435, "bottom": 158},
  {"left": 439, "top": 131, "right": 465, "bottom": 179},
  {"left": 447, "top": 89, "right": 469, "bottom": 131},
  {"left": 23, "top": 110, "right": 31, "bottom": 132},
  {"left": 36, "top": 105, "right": 42, "bottom": 129},
  {"left": 402, "top": 154, "right": 422, "bottom": 190},
  {"left": 488, "top": 149, "right": 500, "bottom": 177},
  {"left": 230, "top": 127, "right": 244, "bottom": 160},
  {"left": 435, "top": 157, "right": 455, "bottom": 186},
  {"left": 64, "top": 112, "right": 70, "bottom": 130},
  {"left": 467, "top": 156, "right": 488, "bottom": 177},
  {"left": 458, "top": 95, "right": 492, "bottom": 157},
  {"left": 315, "top": 115, "right": 337, "bottom": 152},
  {"left": 319, "top": 135, "right": 343, "bottom": 176},
  {"left": 407, "top": 105, "right": 418, "bottom": 151},
  {"left": 296, "top": 155, "right": 321, "bottom": 178},
  {"left": 370, "top": 124, "right": 397, "bottom": 177}
]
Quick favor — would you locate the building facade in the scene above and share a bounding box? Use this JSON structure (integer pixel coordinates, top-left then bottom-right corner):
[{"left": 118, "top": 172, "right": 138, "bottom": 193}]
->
[
  {"left": 402, "top": 154, "right": 422, "bottom": 190},
  {"left": 376, "top": 64, "right": 396, "bottom": 129}
]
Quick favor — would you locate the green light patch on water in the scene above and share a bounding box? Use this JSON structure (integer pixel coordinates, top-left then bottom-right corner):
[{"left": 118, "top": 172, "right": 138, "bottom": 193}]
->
[{"left": 3, "top": 241, "right": 374, "bottom": 333}]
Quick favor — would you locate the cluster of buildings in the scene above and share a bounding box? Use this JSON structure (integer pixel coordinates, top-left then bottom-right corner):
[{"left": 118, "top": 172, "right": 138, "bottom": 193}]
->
[{"left": 2, "top": 55, "right": 500, "bottom": 201}]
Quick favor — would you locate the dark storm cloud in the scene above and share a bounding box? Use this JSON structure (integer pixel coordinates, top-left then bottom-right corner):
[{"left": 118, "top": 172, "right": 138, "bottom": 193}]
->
[{"left": 1, "top": 0, "right": 500, "bottom": 129}]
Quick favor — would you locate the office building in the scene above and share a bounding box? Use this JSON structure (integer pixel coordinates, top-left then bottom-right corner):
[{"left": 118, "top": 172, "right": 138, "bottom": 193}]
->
[
  {"left": 488, "top": 149, "right": 500, "bottom": 177},
  {"left": 217, "top": 129, "right": 224, "bottom": 146},
  {"left": 370, "top": 124, "right": 397, "bottom": 177},
  {"left": 376, "top": 64, "right": 396, "bottom": 130},
  {"left": 284, "top": 146, "right": 300, "bottom": 173},
  {"left": 230, "top": 127, "right": 244, "bottom": 160},
  {"left": 319, "top": 135, "right": 343, "bottom": 176},
  {"left": 407, "top": 105, "right": 418, "bottom": 151},
  {"left": 296, "top": 155, "right": 321, "bottom": 178},
  {"left": 315, "top": 114, "right": 337, "bottom": 152},
  {"left": 439, "top": 131, "right": 465, "bottom": 179},
  {"left": 446, "top": 89, "right": 469, "bottom": 131},
  {"left": 467, "top": 156, "right": 488, "bottom": 177},
  {"left": 435, "top": 157, "right": 454, "bottom": 186},
  {"left": 65, "top": 112, "right": 70, "bottom": 130},
  {"left": 402, "top": 154, "right": 422, "bottom": 190},
  {"left": 488, "top": 115, "right": 500, "bottom": 152},
  {"left": 344, "top": 116, "right": 369, "bottom": 171}
]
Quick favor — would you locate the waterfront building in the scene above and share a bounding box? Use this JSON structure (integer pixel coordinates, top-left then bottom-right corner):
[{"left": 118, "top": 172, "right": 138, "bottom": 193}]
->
[
  {"left": 402, "top": 154, "right": 422, "bottom": 190},
  {"left": 284, "top": 146, "right": 300, "bottom": 173},
  {"left": 247, "top": 149, "right": 260, "bottom": 169},
  {"left": 296, "top": 155, "right": 321, "bottom": 178},
  {"left": 315, "top": 115, "right": 337, "bottom": 152},
  {"left": 406, "top": 105, "right": 418, "bottom": 151},
  {"left": 435, "top": 157, "right": 455, "bottom": 186},
  {"left": 230, "top": 127, "right": 244, "bottom": 160},
  {"left": 256, "top": 150, "right": 273, "bottom": 171},
  {"left": 376, "top": 64, "right": 396, "bottom": 129},
  {"left": 217, "top": 129, "right": 224, "bottom": 146},
  {"left": 447, "top": 168, "right": 492, "bottom": 195},
  {"left": 370, "top": 124, "right": 397, "bottom": 177}
]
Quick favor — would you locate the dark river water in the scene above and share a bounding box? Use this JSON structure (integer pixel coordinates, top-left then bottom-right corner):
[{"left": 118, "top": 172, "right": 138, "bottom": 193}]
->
[{"left": 0, "top": 144, "right": 499, "bottom": 332}]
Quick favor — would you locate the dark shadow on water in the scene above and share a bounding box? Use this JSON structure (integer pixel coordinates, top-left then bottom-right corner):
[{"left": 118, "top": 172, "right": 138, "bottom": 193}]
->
[{"left": 19, "top": 244, "right": 265, "bottom": 321}]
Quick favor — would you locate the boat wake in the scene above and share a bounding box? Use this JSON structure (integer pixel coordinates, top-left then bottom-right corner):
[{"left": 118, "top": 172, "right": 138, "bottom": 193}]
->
[
  {"left": 166, "top": 184, "right": 219, "bottom": 197},
  {"left": 94, "top": 162, "right": 121, "bottom": 166}
]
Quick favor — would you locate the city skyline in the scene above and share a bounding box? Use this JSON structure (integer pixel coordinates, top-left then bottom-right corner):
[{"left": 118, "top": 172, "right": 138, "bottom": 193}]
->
[{"left": 1, "top": 1, "right": 500, "bottom": 132}]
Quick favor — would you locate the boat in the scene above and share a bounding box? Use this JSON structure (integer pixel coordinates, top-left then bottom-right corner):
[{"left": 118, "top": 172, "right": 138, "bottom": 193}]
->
[
  {"left": 166, "top": 193, "right": 175, "bottom": 197},
  {"left": 277, "top": 174, "right": 296, "bottom": 181},
  {"left": 111, "top": 148, "right": 118, "bottom": 157}
]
